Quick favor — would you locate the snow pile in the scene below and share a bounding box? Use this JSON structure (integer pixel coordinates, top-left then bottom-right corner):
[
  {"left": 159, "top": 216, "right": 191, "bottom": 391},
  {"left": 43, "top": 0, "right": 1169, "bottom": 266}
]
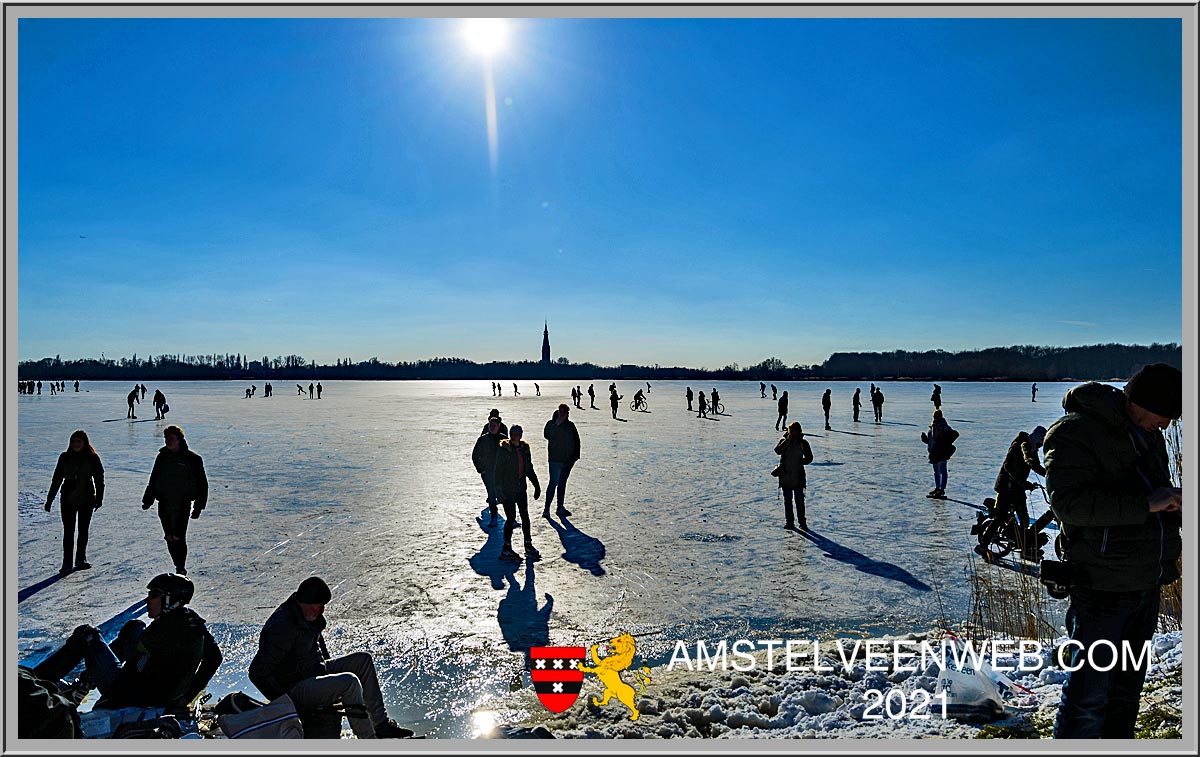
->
[{"left": 506, "top": 631, "right": 1184, "bottom": 739}]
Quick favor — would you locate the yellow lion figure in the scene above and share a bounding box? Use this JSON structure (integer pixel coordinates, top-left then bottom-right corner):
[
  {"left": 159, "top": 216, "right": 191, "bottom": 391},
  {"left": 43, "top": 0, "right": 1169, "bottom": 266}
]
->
[{"left": 577, "top": 632, "right": 652, "bottom": 721}]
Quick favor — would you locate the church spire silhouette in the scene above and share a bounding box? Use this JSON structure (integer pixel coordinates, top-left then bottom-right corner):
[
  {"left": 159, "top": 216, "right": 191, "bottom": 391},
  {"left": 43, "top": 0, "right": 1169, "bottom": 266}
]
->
[{"left": 541, "top": 321, "right": 551, "bottom": 365}]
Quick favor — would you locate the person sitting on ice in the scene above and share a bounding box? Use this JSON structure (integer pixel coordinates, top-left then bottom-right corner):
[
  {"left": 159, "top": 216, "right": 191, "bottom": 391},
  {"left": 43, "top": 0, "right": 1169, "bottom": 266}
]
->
[
  {"left": 248, "top": 576, "right": 414, "bottom": 739},
  {"left": 30, "top": 573, "right": 221, "bottom": 712}
]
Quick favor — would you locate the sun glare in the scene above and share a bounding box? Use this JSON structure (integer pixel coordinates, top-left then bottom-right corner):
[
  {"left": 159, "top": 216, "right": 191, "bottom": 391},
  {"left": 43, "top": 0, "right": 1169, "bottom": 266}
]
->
[{"left": 462, "top": 18, "right": 508, "bottom": 57}]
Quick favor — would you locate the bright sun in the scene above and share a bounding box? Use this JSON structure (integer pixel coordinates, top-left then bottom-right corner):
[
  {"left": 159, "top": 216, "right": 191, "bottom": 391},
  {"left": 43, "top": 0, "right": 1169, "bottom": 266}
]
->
[{"left": 462, "top": 18, "right": 508, "bottom": 57}]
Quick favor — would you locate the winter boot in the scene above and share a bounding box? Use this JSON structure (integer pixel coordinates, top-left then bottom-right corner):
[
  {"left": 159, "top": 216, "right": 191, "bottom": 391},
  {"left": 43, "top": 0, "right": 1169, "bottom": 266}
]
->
[
  {"left": 499, "top": 545, "right": 521, "bottom": 562},
  {"left": 524, "top": 541, "right": 541, "bottom": 560},
  {"left": 374, "top": 719, "right": 415, "bottom": 739}
]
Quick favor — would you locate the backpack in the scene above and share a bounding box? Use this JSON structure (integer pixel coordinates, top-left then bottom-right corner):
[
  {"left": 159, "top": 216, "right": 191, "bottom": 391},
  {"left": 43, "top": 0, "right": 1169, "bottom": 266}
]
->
[
  {"left": 217, "top": 693, "right": 304, "bottom": 739},
  {"left": 17, "top": 666, "right": 82, "bottom": 739}
]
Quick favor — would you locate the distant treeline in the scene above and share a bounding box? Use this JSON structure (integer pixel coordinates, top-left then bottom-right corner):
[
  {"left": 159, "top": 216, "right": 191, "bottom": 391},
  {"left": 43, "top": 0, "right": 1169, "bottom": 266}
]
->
[{"left": 16, "top": 343, "right": 1181, "bottom": 383}]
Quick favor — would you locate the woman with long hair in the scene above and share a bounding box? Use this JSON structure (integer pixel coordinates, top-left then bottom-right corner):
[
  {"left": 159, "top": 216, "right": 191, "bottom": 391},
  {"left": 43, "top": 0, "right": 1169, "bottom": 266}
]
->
[{"left": 45, "top": 430, "right": 105, "bottom": 574}]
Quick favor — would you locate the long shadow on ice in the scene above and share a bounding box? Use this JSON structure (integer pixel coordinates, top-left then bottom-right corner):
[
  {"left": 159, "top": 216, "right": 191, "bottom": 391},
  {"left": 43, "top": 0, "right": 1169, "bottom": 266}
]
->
[
  {"left": 468, "top": 509, "right": 519, "bottom": 590},
  {"left": 546, "top": 515, "right": 606, "bottom": 576},
  {"left": 17, "top": 572, "right": 69, "bottom": 603},
  {"left": 798, "top": 529, "right": 931, "bottom": 592},
  {"left": 496, "top": 560, "right": 553, "bottom": 663}
]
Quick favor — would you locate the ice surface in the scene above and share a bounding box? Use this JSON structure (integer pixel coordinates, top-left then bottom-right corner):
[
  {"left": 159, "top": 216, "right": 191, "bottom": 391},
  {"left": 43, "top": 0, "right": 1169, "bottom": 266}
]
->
[{"left": 15, "top": 379, "right": 1085, "bottom": 736}]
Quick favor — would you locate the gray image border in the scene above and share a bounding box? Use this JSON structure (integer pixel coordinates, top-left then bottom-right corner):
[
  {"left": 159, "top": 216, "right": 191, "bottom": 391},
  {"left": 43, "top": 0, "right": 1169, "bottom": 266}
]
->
[{"left": 5, "top": 2, "right": 1196, "bottom": 755}]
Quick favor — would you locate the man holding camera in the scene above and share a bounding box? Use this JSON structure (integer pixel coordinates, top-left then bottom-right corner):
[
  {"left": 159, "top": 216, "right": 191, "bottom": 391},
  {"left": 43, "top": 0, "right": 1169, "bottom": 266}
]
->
[{"left": 1042, "top": 363, "right": 1182, "bottom": 739}]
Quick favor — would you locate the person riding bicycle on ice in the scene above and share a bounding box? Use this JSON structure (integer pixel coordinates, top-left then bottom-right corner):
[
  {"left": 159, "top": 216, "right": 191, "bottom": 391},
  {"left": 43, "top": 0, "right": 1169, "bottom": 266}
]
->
[{"left": 632, "top": 389, "right": 646, "bottom": 410}]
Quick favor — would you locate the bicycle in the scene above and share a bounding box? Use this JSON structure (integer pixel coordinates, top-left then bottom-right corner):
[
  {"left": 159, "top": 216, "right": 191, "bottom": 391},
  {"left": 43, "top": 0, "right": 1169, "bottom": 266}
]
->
[
  {"left": 629, "top": 396, "right": 648, "bottom": 412},
  {"left": 970, "top": 485, "right": 1052, "bottom": 562},
  {"left": 711, "top": 401, "right": 724, "bottom": 415}
]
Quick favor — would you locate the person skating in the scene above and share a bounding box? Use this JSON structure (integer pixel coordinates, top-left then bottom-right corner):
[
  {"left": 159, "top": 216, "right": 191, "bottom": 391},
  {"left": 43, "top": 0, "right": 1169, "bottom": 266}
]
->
[
  {"left": 685, "top": 386, "right": 694, "bottom": 411},
  {"left": 821, "top": 389, "right": 832, "bottom": 430},
  {"left": 493, "top": 426, "right": 542, "bottom": 561},
  {"left": 976, "top": 425, "right": 1048, "bottom": 562},
  {"left": 770, "top": 384, "right": 777, "bottom": 401},
  {"left": 141, "top": 425, "right": 208, "bottom": 575},
  {"left": 760, "top": 382, "right": 766, "bottom": 398},
  {"left": 45, "top": 430, "right": 105, "bottom": 574},
  {"left": 608, "top": 386, "right": 622, "bottom": 420},
  {"left": 1044, "top": 363, "right": 1182, "bottom": 739},
  {"left": 852, "top": 388, "right": 862, "bottom": 423},
  {"left": 153, "top": 389, "right": 167, "bottom": 420},
  {"left": 921, "top": 409, "right": 958, "bottom": 499},
  {"left": 535, "top": 383, "right": 541, "bottom": 397},
  {"left": 126, "top": 387, "right": 140, "bottom": 418},
  {"left": 775, "top": 391, "right": 788, "bottom": 431},
  {"left": 472, "top": 414, "right": 509, "bottom": 527},
  {"left": 140, "top": 384, "right": 147, "bottom": 400},
  {"left": 543, "top": 404, "right": 581, "bottom": 518},
  {"left": 33, "top": 573, "right": 221, "bottom": 712},
  {"left": 248, "top": 577, "right": 413, "bottom": 739},
  {"left": 512, "top": 383, "right": 520, "bottom": 396},
  {"left": 774, "top": 422, "right": 814, "bottom": 530}
]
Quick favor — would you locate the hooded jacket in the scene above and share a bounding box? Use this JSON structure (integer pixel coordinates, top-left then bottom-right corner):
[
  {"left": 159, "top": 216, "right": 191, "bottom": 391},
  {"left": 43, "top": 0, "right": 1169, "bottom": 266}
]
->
[
  {"left": 994, "top": 431, "right": 1046, "bottom": 494},
  {"left": 774, "top": 435, "right": 814, "bottom": 490},
  {"left": 1043, "top": 382, "right": 1180, "bottom": 592},
  {"left": 543, "top": 415, "right": 581, "bottom": 464},
  {"left": 96, "top": 606, "right": 218, "bottom": 710},
  {"left": 142, "top": 443, "right": 208, "bottom": 511},
  {"left": 47, "top": 450, "right": 105, "bottom": 508},
  {"left": 922, "top": 419, "right": 959, "bottom": 464},
  {"left": 493, "top": 438, "right": 539, "bottom": 498},
  {"left": 248, "top": 595, "right": 329, "bottom": 701},
  {"left": 473, "top": 428, "right": 508, "bottom": 474}
]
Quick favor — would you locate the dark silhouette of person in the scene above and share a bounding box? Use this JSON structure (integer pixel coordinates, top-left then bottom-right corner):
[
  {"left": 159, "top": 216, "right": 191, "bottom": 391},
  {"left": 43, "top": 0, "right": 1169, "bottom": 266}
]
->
[
  {"left": 821, "top": 389, "right": 832, "bottom": 430},
  {"left": 141, "top": 425, "right": 207, "bottom": 575},
  {"left": 575, "top": 386, "right": 582, "bottom": 408},
  {"left": 609, "top": 387, "right": 622, "bottom": 419},
  {"left": 245, "top": 387, "right": 252, "bottom": 399},
  {"left": 316, "top": 383, "right": 322, "bottom": 399},
  {"left": 931, "top": 384, "right": 942, "bottom": 410},
  {"left": 852, "top": 388, "right": 862, "bottom": 423},
  {"left": 153, "top": 389, "right": 167, "bottom": 420},
  {"left": 776, "top": 391, "right": 788, "bottom": 430},
  {"left": 570, "top": 387, "right": 578, "bottom": 407},
  {"left": 492, "top": 382, "right": 497, "bottom": 397},
  {"left": 535, "top": 383, "right": 541, "bottom": 397},
  {"left": 126, "top": 387, "right": 140, "bottom": 418},
  {"left": 50, "top": 383, "right": 56, "bottom": 396},
  {"left": 512, "top": 383, "right": 520, "bottom": 396},
  {"left": 1032, "top": 383, "right": 1038, "bottom": 402},
  {"left": 686, "top": 386, "right": 694, "bottom": 411},
  {"left": 771, "top": 384, "right": 777, "bottom": 401},
  {"left": 308, "top": 383, "right": 314, "bottom": 399},
  {"left": 74, "top": 380, "right": 80, "bottom": 392},
  {"left": 872, "top": 387, "right": 885, "bottom": 423},
  {"left": 646, "top": 382, "right": 651, "bottom": 394},
  {"left": 632, "top": 389, "right": 646, "bottom": 410},
  {"left": 588, "top": 384, "right": 596, "bottom": 409},
  {"left": 977, "top": 425, "right": 1048, "bottom": 561},
  {"left": 760, "top": 382, "right": 767, "bottom": 398},
  {"left": 140, "top": 384, "right": 147, "bottom": 400},
  {"left": 697, "top": 391, "right": 708, "bottom": 418},
  {"left": 710, "top": 388, "right": 720, "bottom": 414},
  {"left": 37, "top": 381, "right": 42, "bottom": 394},
  {"left": 45, "top": 430, "right": 105, "bottom": 574},
  {"left": 297, "top": 384, "right": 304, "bottom": 396}
]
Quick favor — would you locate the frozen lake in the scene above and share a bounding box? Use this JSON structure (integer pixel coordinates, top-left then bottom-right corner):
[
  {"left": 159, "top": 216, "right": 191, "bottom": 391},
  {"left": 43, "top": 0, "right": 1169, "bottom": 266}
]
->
[{"left": 15, "top": 379, "right": 1076, "bottom": 736}]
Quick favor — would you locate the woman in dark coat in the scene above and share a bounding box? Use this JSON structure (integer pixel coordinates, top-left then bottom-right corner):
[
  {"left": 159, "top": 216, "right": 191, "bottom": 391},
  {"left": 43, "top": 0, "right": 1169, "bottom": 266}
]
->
[
  {"left": 774, "top": 422, "right": 814, "bottom": 530},
  {"left": 921, "top": 409, "right": 958, "bottom": 499},
  {"left": 45, "top": 430, "right": 105, "bottom": 574},
  {"left": 142, "top": 425, "right": 208, "bottom": 575}
]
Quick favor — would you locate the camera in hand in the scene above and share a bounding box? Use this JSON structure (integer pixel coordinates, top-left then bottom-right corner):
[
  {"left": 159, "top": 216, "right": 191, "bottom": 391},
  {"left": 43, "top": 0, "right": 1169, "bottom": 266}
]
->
[{"left": 1039, "top": 559, "right": 1075, "bottom": 599}]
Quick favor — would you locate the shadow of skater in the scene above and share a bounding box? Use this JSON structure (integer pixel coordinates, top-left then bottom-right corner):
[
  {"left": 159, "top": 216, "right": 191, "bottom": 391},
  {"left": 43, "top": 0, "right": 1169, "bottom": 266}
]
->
[
  {"left": 468, "top": 509, "right": 519, "bottom": 590},
  {"left": 798, "top": 529, "right": 931, "bottom": 592},
  {"left": 546, "top": 515, "right": 606, "bottom": 576},
  {"left": 17, "top": 572, "right": 69, "bottom": 603},
  {"left": 496, "top": 559, "right": 553, "bottom": 663}
]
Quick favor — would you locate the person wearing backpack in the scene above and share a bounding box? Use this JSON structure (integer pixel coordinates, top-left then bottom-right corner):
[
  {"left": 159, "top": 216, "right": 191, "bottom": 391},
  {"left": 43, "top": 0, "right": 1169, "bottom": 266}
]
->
[
  {"left": 248, "top": 576, "right": 413, "bottom": 739},
  {"left": 921, "top": 409, "right": 959, "bottom": 499},
  {"left": 31, "top": 573, "right": 221, "bottom": 712}
]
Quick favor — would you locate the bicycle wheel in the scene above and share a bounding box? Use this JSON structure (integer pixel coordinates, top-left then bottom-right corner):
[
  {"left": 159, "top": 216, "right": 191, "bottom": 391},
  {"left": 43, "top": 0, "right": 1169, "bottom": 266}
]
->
[
  {"left": 629, "top": 400, "right": 638, "bottom": 411},
  {"left": 714, "top": 401, "right": 724, "bottom": 414},
  {"left": 978, "top": 518, "right": 1015, "bottom": 560}
]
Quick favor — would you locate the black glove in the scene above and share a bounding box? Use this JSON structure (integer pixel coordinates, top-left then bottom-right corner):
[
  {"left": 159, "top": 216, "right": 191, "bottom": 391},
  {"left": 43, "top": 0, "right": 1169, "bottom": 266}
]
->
[{"left": 141, "top": 501, "right": 152, "bottom": 510}]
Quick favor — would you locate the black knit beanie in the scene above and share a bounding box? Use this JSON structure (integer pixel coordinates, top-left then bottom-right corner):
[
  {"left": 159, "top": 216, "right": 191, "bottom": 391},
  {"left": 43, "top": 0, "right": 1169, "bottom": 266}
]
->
[
  {"left": 1124, "top": 363, "right": 1182, "bottom": 420},
  {"left": 296, "top": 576, "right": 332, "bottom": 604}
]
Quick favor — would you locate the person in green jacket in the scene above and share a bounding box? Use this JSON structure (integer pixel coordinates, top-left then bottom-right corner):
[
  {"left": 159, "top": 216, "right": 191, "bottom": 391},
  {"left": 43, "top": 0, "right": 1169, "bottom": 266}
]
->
[
  {"left": 45, "top": 430, "right": 105, "bottom": 574},
  {"left": 142, "top": 425, "right": 208, "bottom": 575},
  {"left": 1044, "top": 363, "right": 1182, "bottom": 739}
]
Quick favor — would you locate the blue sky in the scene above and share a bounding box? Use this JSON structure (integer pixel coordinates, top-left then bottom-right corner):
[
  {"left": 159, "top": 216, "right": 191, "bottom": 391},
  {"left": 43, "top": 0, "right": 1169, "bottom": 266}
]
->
[{"left": 17, "top": 16, "right": 1185, "bottom": 367}]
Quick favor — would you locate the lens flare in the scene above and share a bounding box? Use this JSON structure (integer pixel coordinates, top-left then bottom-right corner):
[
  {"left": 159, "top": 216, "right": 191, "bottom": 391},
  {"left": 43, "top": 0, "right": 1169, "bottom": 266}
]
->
[{"left": 462, "top": 18, "right": 507, "bottom": 57}]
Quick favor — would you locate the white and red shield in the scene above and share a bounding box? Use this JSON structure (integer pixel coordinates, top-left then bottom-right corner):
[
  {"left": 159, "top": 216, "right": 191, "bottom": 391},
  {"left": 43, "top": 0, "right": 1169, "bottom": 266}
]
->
[{"left": 529, "top": 646, "right": 586, "bottom": 713}]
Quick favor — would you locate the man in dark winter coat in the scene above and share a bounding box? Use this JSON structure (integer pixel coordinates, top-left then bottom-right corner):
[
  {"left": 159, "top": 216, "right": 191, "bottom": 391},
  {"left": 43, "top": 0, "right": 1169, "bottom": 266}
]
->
[
  {"left": 248, "top": 577, "right": 412, "bottom": 739},
  {"left": 542, "top": 404, "right": 581, "bottom": 518},
  {"left": 774, "top": 422, "right": 814, "bottom": 530},
  {"left": 142, "top": 425, "right": 207, "bottom": 575},
  {"left": 493, "top": 425, "right": 541, "bottom": 561},
  {"left": 472, "top": 413, "right": 508, "bottom": 527},
  {"left": 33, "top": 573, "right": 221, "bottom": 712},
  {"left": 1044, "top": 363, "right": 1182, "bottom": 739}
]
